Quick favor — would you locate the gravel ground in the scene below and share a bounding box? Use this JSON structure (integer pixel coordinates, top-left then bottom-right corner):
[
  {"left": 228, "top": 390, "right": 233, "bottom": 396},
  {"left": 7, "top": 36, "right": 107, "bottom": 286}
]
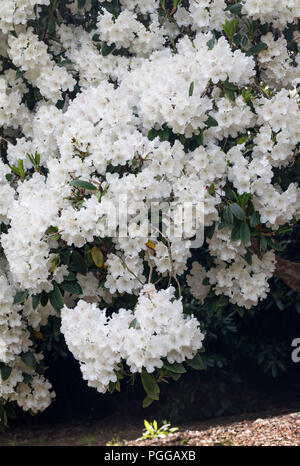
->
[
  {"left": 125, "top": 406, "right": 300, "bottom": 446},
  {"left": 0, "top": 402, "right": 299, "bottom": 446}
]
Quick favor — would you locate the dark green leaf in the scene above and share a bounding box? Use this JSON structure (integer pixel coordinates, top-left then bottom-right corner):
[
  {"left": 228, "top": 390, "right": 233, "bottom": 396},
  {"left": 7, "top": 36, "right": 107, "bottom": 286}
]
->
[
  {"left": 22, "top": 373, "right": 33, "bottom": 384},
  {"left": 21, "top": 351, "right": 37, "bottom": 369},
  {"left": 49, "top": 282, "right": 64, "bottom": 312},
  {"left": 71, "top": 251, "right": 87, "bottom": 276},
  {"left": 186, "top": 354, "right": 205, "bottom": 370},
  {"left": 147, "top": 129, "right": 158, "bottom": 141},
  {"left": 58, "top": 59, "right": 72, "bottom": 67},
  {"left": 129, "top": 318, "right": 137, "bottom": 329},
  {"left": 223, "top": 207, "right": 234, "bottom": 226},
  {"left": 206, "top": 36, "right": 216, "bottom": 50},
  {"left": 225, "top": 2, "right": 243, "bottom": 14},
  {"left": 163, "top": 361, "right": 186, "bottom": 374},
  {"left": 32, "top": 294, "right": 40, "bottom": 310},
  {"left": 0, "top": 364, "right": 12, "bottom": 381},
  {"left": 260, "top": 236, "right": 268, "bottom": 251},
  {"left": 270, "top": 238, "right": 284, "bottom": 252},
  {"left": 230, "top": 203, "right": 245, "bottom": 221},
  {"left": 142, "top": 396, "right": 154, "bottom": 408},
  {"left": 231, "top": 223, "right": 241, "bottom": 241},
  {"left": 102, "top": 42, "right": 116, "bottom": 56},
  {"left": 202, "top": 277, "right": 210, "bottom": 286},
  {"left": 189, "top": 81, "right": 194, "bottom": 96},
  {"left": 60, "top": 281, "right": 83, "bottom": 295},
  {"left": 13, "top": 290, "right": 29, "bottom": 304},
  {"left": 249, "top": 211, "right": 260, "bottom": 227},
  {"left": 70, "top": 179, "right": 97, "bottom": 191},
  {"left": 48, "top": 17, "right": 56, "bottom": 36},
  {"left": 224, "top": 88, "right": 236, "bottom": 101},
  {"left": 40, "top": 290, "right": 48, "bottom": 307},
  {"left": 141, "top": 369, "right": 160, "bottom": 400},
  {"left": 240, "top": 222, "right": 251, "bottom": 245},
  {"left": 245, "top": 42, "right": 268, "bottom": 56},
  {"left": 205, "top": 115, "right": 218, "bottom": 127},
  {"left": 244, "top": 249, "right": 252, "bottom": 265},
  {"left": 206, "top": 222, "right": 215, "bottom": 239}
]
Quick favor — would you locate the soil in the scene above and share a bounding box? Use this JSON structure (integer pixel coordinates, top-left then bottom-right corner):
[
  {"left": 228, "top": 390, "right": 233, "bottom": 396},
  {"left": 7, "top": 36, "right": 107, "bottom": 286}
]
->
[{"left": 0, "top": 401, "right": 299, "bottom": 446}]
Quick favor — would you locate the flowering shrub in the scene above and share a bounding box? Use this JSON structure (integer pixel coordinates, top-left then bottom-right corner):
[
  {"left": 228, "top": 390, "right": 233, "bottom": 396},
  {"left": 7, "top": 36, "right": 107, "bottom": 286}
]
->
[{"left": 0, "top": 0, "right": 299, "bottom": 421}]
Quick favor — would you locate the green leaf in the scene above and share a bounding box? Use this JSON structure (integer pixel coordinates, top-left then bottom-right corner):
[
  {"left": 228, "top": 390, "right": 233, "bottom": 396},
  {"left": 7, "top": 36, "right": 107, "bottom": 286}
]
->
[
  {"left": 245, "top": 42, "right": 268, "bottom": 56},
  {"left": 147, "top": 129, "right": 159, "bottom": 141},
  {"left": 230, "top": 203, "right": 245, "bottom": 221},
  {"left": 225, "top": 2, "right": 243, "bottom": 14},
  {"left": 196, "top": 130, "right": 204, "bottom": 146},
  {"left": 250, "top": 211, "right": 261, "bottom": 227},
  {"left": 244, "top": 249, "right": 252, "bottom": 265},
  {"left": 48, "top": 17, "right": 56, "bottom": 36},
  {"left": 186, "top": 354, "right": 205, "bottom": 370},
  {"left": 163, "top": 361, "right": 186, "bottom": 374},
  {"left": 70, "top": 179, "right": 97, "bottom": 191},
  {"left": 222, "top": 18, "right": 239, "bottom": 39},
  {"left": 13, "top": 290, "right": 29, "bottom": 304},
  {"left": 102, "top": 42, "right": 116, "bottom": 56},
  {"left": 270, "top": 238, "right": 284, "bottom": 252},
  {"left": 223, "top": 79, "right": 238, "bottom": 91},
  {"left": 207, "top": 183, "right": 215, "bottom": 197},
  {"left": 40, "top": 290, "right": 48, "bottom": 307},
  {"left": 260, "top": 236, "right": 268, "bottom": 251},
  {"left": 0, "top": 363, "right": 12, "bottom": 381},
  {"left": 32, "top": 294, "right": 40, "bottom": 310},
  {"left": 142, "top": 396, "right": 154, "bottom": 408},
  {"left": 231, "top": 223, "right": 241, "bottom": 241},
  {"left": 206, "top": 36, "right": 216, "bottom": 50},
  {"left": 102, "top": 0, "right": 121, "bottom": 17},
  {"left": 224, "top": 88, "right": 236, "bottom": 101},
  {"left": 16, "top": 70, "right": 24, "bottom": 80},
  {"left": 129, "top": 318, "right": 137, "bottom": 329},
  {"left": 21, "top": 351, "right": 37, "bottom": 369},
  {"left": 141, "top": 369, "right": 160, "bottom": 400},
  {"left": 205, "top": 115, "right": 218, "bottom": 127},
  {"left": 240, "top": 222, "right": 251, "bottom": 245},
  {"left": 144, "top": 420, "right": 154, "bottom": 432},
  {"left": 206, "top": 222, "right": 215, "bottom": 239},
  {"left": 71, "top": 251, "right": 87, "bottom": 276},
  {"left": 189, "top": 81, "right": 194, "bottom": 97},
  {"left": 78, "top": 0, "right": 86, "bottom": 8},
  {"left": 63, "top": 272, "right": 76, "bottom": 281},
  {"left": 161, "top": 127, "right": 171, "bottom": 142},
  {"left": 58, "top": 59, "right": 72, "bottom": 67},
  {"left": 22, "top": 373, "right": 33, "bottom": 384},
  {"left": 60, "top": 281, "right": 83, "bottom": 295},
  {"left": 201, "top": 277, "right": 210, "bottom": 288},
  {"left": 223, "top": 207, "right": 234, "bottom": 226},
  {"left": 49, "top": 282, "right": 64, "bottom": 312}
]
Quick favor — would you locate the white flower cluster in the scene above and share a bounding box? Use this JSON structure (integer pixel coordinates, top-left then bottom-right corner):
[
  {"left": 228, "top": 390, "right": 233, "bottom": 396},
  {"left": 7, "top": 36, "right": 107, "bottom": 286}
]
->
[
  {"left": 61, "top": 285, "right": 204, "bottom": 393},
  {"left": 8, "top": 29, "right": 75, "bottom": 102},
  {"left": 0, "top": 0, "right": 299, "bottom": 412},
  {"left": 0, "top": 274, "right": 54, "bottom": 413},
  {"left": 242, "top": 0, "right": 300, "bottom": 29},
  {"left": 0, "top": 0, "right": 50, "bottom": 34}
]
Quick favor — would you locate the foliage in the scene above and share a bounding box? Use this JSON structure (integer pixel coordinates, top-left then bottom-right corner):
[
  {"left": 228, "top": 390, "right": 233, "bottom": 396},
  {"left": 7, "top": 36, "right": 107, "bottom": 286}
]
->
[
  {"left": 138, "top": 419, "right": 179, "bottom": 440},
  {"left": 0, "top": 0, "right": 299, "bottom": 421}
]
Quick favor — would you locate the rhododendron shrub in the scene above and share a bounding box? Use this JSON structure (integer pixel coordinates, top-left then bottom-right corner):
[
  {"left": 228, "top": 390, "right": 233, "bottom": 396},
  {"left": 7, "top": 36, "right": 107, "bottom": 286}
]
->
[{"left": 0, "top": 0, "right": 299, "bottom": 422}]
